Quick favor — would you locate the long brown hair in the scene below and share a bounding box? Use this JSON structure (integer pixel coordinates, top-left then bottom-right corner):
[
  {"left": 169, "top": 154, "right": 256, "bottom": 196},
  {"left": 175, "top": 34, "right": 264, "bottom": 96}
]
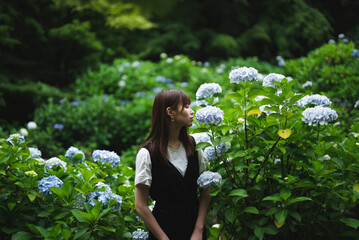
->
[{"left": 139, "top": 89, "right": 195, "bottom": 166}]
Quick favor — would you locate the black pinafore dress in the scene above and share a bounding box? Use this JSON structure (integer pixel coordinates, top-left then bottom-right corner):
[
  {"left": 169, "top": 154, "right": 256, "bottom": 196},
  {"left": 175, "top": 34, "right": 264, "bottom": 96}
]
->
[{"left": 145, "top": 144, "right": 206, "bottom": 240}]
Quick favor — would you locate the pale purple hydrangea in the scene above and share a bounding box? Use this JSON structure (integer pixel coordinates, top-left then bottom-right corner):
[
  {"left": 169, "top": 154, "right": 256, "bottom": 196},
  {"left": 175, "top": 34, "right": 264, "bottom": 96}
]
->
[
  {"left": 302, "top": 106, "right": 338, "bottom": 126},
  {"left": 65, "top": 146, "right": 85, "bottom": 164},
  {"left": 263, "top": 73, "right": 286, "bottom": 88},
  {"left": 196, "top": 106, "right": 224, "bottom": 125},
  {"left": 229, "top": 67, "right": 258, "bottom": 83},
  {"left": 204, "top": 147, "right": 216, "bottom": 161},
  {"left": 38, "top": 176, "right": 63, "bottom": 195},
  {"left": 296, "top": 94, "right": 332, "bottom": 108},
  {"left": 197, "top": 171, "right": 222, "bottom": 189},
  {"left": 6, "top": 133, "right": 25, "bottom": 146},
  {"left": 216, "top": 142, "right": 231, "bottom": 154},
  {"left": 196, "top": 83, "right": 222, "bottom": 100},
  {"left": 132, "top": 229, "right": 149, "bottom": 240},
  {"left": 92, "top": 150, "right": 121, "bottom": 167}
]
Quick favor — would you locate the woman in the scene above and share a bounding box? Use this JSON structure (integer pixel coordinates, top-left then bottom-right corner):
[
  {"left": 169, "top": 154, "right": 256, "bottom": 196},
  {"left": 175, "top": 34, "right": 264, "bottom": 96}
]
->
[{"left": 135, "top": 89, "right": 211, "bottom": 240}]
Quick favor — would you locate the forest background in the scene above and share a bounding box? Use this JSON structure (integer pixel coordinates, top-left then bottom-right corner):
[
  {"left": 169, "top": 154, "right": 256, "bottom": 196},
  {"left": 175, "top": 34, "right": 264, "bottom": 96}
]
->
[{"left": 1, "top": 0, "right": 359, "bottom": 155}]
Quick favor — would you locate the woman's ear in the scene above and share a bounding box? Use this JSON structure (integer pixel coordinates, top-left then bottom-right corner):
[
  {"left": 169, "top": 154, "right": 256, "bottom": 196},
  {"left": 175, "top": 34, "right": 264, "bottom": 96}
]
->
[{"left": 166, "top": 107, "right": 175, "bottom": 121}]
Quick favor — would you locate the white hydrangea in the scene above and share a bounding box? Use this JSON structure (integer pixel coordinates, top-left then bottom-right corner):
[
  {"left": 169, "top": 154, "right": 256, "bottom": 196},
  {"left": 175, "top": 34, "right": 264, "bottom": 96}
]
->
[
  {"left": 20, "top": 128, "right": 28, "bottom": 137},
  {"left": 29, "top": 147, "right": 42, "bottom": 158},
  {"left": 196, "top": 106, "right": 224, "bottom": 125},
  {"left": 296, "top": 94, "right": 332, "bottom": 108},
  {"left": 27, "top": 121, "right": 37, "bottom": 130},
  {"left": 6, "top": 133, "right": 25, "bottom": 146},
  {"left": 132, "top": 229, "right": 149, "bottom": 240},
  {"left": 263, "top": 73, "right": 286, "bottom": 88},
  {"left": 196, "top": 83, "right": 222, "bottom": 100},
  {"left": 302, "top": 81, "right": 313, "bottom": 88},
  {"left": 354, "top": 100, "right": 359, "bottom": 109},
  {"left": 197, "top": 171, "right": 222, "bottom": 189},
  {"left": 229, "top": 67, "right": 258, "bottom": 83},
  {"left": 191, "top": 132, "right": 211, "bottom": 144},
  {"left": 65, "top": 146, "right": 85, "bottom": 164},
  {"left": 45, "top": 157, "right": 67, "bottom": 172},
  {"left": 302, "top": 106, "right": 338, "bottom": 126}
]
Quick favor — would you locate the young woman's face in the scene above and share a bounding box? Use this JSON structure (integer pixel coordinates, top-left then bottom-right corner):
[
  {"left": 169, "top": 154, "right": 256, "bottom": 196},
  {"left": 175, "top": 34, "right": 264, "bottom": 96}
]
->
[{"left": 173, "top": 103, "right": 194, "bottom": 127}]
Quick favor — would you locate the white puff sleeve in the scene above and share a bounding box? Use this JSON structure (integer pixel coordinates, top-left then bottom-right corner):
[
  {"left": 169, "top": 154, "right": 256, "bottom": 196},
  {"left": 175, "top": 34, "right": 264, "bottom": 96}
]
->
[
  {"left": 135, "top": 148, "right": 152, "bottom": 186},
  {"left": 198, "top": 149, "right": 209, "bottom": 173}
]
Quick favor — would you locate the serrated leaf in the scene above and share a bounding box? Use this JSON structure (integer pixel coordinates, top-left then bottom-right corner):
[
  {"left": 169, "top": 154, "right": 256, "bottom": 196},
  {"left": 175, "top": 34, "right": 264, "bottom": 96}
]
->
[
  {"left": 278, "top": 129, "right": 291, "bottom": 139},
  {"left": 71, "top": 209, "right": 90, "bottom": 223}
]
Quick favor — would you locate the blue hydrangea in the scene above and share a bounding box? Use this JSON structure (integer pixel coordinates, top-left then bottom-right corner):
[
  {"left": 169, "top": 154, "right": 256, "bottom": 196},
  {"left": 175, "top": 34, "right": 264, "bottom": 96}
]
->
[
  {"left": 156, "top": 76, "right": 173, "bottom": 83},
  {"left": 132, "top": 229, "right": 149, "bottom": 240},
  {"left": 190, "top": 100, "right": 209, "bottom": 108},
  {"left": 45, "top": 157, "right": 67, "bottom": 172},
  {"left": 216, "top": 142, "right": 231, "bottom": 154},
  {"left": 276, "top": 56, "right": 285, "bottom": 67},
  {"left": 302, "top": 106, "right": 338, "bottom": 126},
  {"left": 6, "top": 133, "right": 25, "bottom": 146},
  {"left": 259, "top": 105, "right": 276, "bottom": 115},
  {"left": 196, "top": 106, "right": 224, "bottom": 125},
  {"left": 229, "top": 67, "right": 258, "bottom": 83},
  {"left": 197, "top": 171, "right": 222, "bottom": 189},
  {"left": 263, "top": 73, "right": 286, "bottom": 88},
  {"left": 191, "top": 132, "right": 211, "bottom": 144},
  {"left": 29, "top": 147, "right": 42, "bottom": 158},
  {"left": 204, "top": 147, "right": 216, "bottom": 161},
  {"left": 328, "top": 39, "right": 335, "bottom": 44},
  {"left": 296, "top": 94, "right": 332, "bottom": 108},
  {"left": 92, "top": 150, "right": 121, "bottom": 167},
  {"left": 196, "top": 83, "right": 222, "bottom": 100},
  {"left": 352, "top": 49, "right": 359, "bottom": 58},
  {"left": 38, "top": 175, "right": 63, "bottom": 195},
  {"left": 53, "top": 124, "right": 64, "bottom": 130},
  {"left": 338, "top": 33, "right": 345, "bottom": 39},
  {"left": 354, "top": 100, "right": 359, "bottom": 109},
  {"left": 65, "top": 146, "right": 85, "bottom": 164},
  {"left": 88, "top": 185, "right": 122, "bottom": 210}
]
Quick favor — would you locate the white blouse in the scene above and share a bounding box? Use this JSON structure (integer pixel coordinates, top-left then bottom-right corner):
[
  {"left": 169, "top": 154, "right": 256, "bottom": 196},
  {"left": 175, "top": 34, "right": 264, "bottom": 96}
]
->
[{"left": 135, "top": 144, "right": 209, "bottom": 186}]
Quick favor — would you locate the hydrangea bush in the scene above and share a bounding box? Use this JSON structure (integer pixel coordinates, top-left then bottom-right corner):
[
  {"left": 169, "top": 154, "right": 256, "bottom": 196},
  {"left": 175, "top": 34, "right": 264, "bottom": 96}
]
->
[
  {"left": 0, "top": 137, "right": 142, "bottom": 239},
  {"left": 191, "top": 67, "right": 359, "bottom": 239}
]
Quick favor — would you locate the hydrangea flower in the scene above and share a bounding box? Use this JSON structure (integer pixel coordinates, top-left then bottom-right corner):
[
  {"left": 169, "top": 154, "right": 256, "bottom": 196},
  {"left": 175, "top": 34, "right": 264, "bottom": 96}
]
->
[
  {"left": 196, "top": 83, "right": 222, "bottom": 100},
  {"left": 229, "top": 67, "right": 258, "bottom": 83},
  {"left": 25, "top": 170, "right": 38, "bottom": 177},
  {"left": 328, "top": 39, "right": 335, "bottom": 44},
  {"left": 190, "top": 100, "right": 209, "bottom": 108},
  {"left": 197, "top": 171, "right": 222, "bottom": 189},
  {"left": 302, "top": 81, "right": 313, "bottom": 88},
  {"left": 20, "top": 128, "right": 28, "bottom": 136},
  {"left": 216, "top": 142, "right": 231, "bottom": 154},
  {"left": 132, "top": 229, "right": 149, "bottom": 240},
  {"left": 27, "top": 121, "right": 37, "bottom": 130},
  {"left": 72, "top": 194, "right": 86, "bottom": 210},
  {"left": 296, "top": 94, "right": 332, "bottom": 108},
  {"left": 29, "top": 147, "right": 42, "bottom": 158},
  {"left": 196, "top": 106, "right": 224, "bottom": 125},
  {"left": 204, "top": 147, "right": 216, "bottom": 161},
  {"left": 38, "top": 175, "right": 63, "bottom": 195},
  {"left": 92, "top": 150, "right": 121, "bottom": 167},
  {"left": 302, "top": 106, "right": 338, "bottom": 126},
  {"left": 65, "top": 146, "right": 85, "bottom": 164},
  {"left": 276, "top": 56, "right": 285, "bottom": 67},
  {"left": 88, "top": 189, "right": 122, "bottom": 210},
  {"left": 338, "top": 33, "right": 345, "bottom": 39},
  {"left": 191, "top": 132, "right": 211, "bottom": 144},
  {"left": 6, "top": 133, "right": 25, "bottom": 146},
  {"left": 259, "top": 105, "right": 276, "bottom": 115},
  {"left": 352, "top": 49, "right": 359, "bottom": 58},
  {"left": 354, "top": 100, "right": 359, "bottom": 109},
  {"left": 45, "top": 157, "right": 67, "bottom": 172},
  {"left": 263, "top": 73, "right": 286, "bottom": 88},
  {"left": 53, "top": 124, "right": 64, "bottom": 130}
]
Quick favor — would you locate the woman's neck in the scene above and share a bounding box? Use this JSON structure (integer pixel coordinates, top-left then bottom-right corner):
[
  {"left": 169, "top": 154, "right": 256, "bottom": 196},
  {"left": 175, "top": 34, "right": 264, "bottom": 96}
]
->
[{"left": 167, "top": 125, "right": 182, "bottom": 150}]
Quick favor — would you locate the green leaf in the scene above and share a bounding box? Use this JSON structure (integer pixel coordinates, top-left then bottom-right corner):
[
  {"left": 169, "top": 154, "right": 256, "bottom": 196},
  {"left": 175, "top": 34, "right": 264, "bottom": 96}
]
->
[
  {"left": 289, "top": 211, "right": 302, "bottom": 222},
  {"left": 254, "top": 227, "right": 265, "bottom": 240},
  {"left": 263, "top": 195, "right": 282, "bottom": 203},
  {"left": 97, "top": 207, "right": 112, "bottom": 220},
  {"left": 73, "top": 228, "right": 89, "bottom": 239},
  {"left": 55, "top": 211, "right": 70, "bottom": 220},
  {"left": 27, "top": 192, "right": 36, "bottom": 202},
  {"left": 7, "top": 202, "right": 16, "bottom": 211},
  {"left": 225, "top": 207, "right": 236, "bottom": 223},
  {"left": 243, "top": 206, "right": 259, "bottom": 214},
  {"left": 61, "top": 229, "right": 72, "bottom": 240},
  {"left": 50, "top": 186, "right": 65, "bottom": 199},
  {"left": 91, "top": 201, "right": 102, "bottom": 218},
  {"left": 278, "top": 146, "right": 286, "bottom": 154},
  {"left": 11, "top": 231, "right": 33, "bottom": 240},
  {"left": 124, "top": 215, "right": 133, "bottom": 221},
  {"left": 281, "top": 79, "right": 295, "bottom": 98},
  {"left": 289, "top": 94, "right": 304, "bottom": 106},
  {"left": 287, "top": 197, "right": 312, "bottom": 206},
  {"left": 71, "top": 209, "right": 90, "bottom": 223},
  {"left": 0, "top": 155, "right": 10, "bottom": 164},
  {"left": 280, "top": 189, "right": 291, "bottom": 201},
  {"left": 195, "top": 142, "right": 212, "bottom": 150},
  {"left": 275, "top": 209, "right": 287, "bottom": 225},
  {"left": 98, "top": 226, "right": 116, "bottom": 232},
  {"left": 229, "top": 189, "right": 248, "bottom": 198},
  {"left": 340, "top": 218, "right": 359, "bottom": 229}
]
